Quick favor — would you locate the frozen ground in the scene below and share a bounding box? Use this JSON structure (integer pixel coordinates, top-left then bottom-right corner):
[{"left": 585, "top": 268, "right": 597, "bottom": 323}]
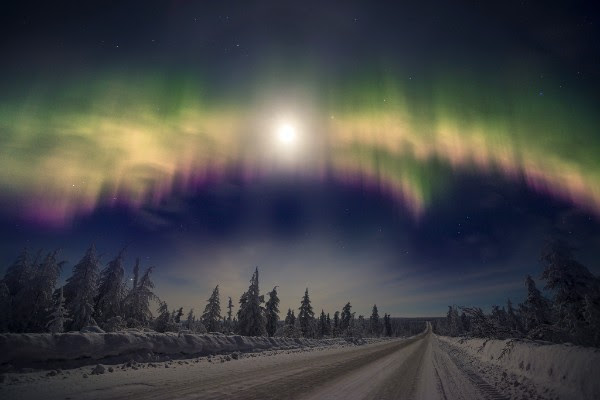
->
[
  {"left": 1, "top": 323, "right": 598, "bottom": 399},
  {"left": 0, "top": 330, "right": 361, "bottom": 369},
  {"left": 438, "top": 335, "right": 600, "bottom": 400}
]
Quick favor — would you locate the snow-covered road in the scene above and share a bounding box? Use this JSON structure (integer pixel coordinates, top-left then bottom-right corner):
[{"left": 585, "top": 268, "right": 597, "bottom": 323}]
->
[{"left": 0, "top": 324, "right": 558, "bottom": 399}]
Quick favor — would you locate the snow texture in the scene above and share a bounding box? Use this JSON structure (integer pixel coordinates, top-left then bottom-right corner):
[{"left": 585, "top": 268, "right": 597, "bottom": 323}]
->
[
  {"left": 0, "top": 331, "right": 354, "bottom": 367},
  {"left": 438, "top": 335, "right": 600, "bottom": 400}
]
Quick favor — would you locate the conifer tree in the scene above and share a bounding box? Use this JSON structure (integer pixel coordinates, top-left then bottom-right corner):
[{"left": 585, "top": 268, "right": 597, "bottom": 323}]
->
[
  {"left": 154, "top": 301, "right": 173, "bottom": 332},
  {"left": 519, "top": 275, "right": 553, "bottom": 332},
  {"left": 384, "top": 313, "right": 393, "bottom": 336},
  {"left": 265, "top": 286, "right": 280, "bottom": 337},
  {"left": 326, "top": 313, "right": 332, "bottom": 335},
  {"left": 355, "top": 315, "right": 366, "bottom": 337},
  {"left": 237, "top": 268, "right": 266, "bottom": 336},
  {"left": 202, "top": 285, "right": 221, "bottom": 332},
  {"left": 227, "top": 297, "right": 234, "bottom": 322},
  {"left": 95, "top": 250, "right": 126, "bottom": 326},
  {"left": 490, "top": 305, "right": 509, "bottom": 337},
  {"left": 132, "top": 258, "right": 140, "bottom": 293},
  {"left": 284, "top": 308, "right": 296, "bottom": 326},
  {"left": 23, "top": 250, "right": 64, "bottom": 332},
  {"left": 64, "top": 245, "right": 100, "bottom": 330},
  {"left": 333, "top": 311, "right": 340, "bottom": 336},
  {"left": 0, "top": 282, "right": 11, "bottom": 332},
  {"left": 318, "top": 310, "right": 328, "bottom": 337},
  {"left": 460, "top": 311, "right": 470, "bottom": 333},
  {"left": 298, "top": 288, "right": 314, "bottom": 337},
  {"left": 541, "top": 239, "right": 600, "bottom": 344},
  {"left": 340, "top": 302, "right": 352, "bottom": 332},
  {"left": 174, "top": 307, "right": 184, "bottom": 324},
  {"left": 506, "top": 299, "right": 523, "bottom": 334},
  {"left": 279, "top": 308, "right": 301, "bottom": 338},
  {"left": 370, "top": 304, "right": 381, "bottom": 336},
  {"left": 47, "top": 286, "right": 70, "bottom": 333},
  {"left": 3, "top": 248, "right": 30, "bottom": 297},
  {"left": 462, "top": 306, "right": 497, "bottom": 338},
  {"left": 186, "top": 308, "right": 195, "bottom": 330},
  {"left": 223, "top": 297, "right": 234, "bottom": 332},
  {"left": 124, "top": 263, "right": 156, "bottom": 328}
]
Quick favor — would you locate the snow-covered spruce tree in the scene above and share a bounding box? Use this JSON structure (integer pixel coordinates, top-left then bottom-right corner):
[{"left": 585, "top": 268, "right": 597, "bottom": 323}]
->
[
  {"left": 46, "top": 286, "right": 70, "bottom": 333},
  {"left": 370, "top": 304, "right": 381, "bottom": 336},
  {"left": 186, "top": 308, "right": 195, "bottom": 330},
  {"left": 0, "top": 282, "right": 11, "bottom": 332},
  {"left": 23, "top": 250, "right": 64, "bottom": 332},
  {"left": 123, "top": 260, "right": 156, "bottom": 328},
  {"left": 2, "top": 249, "right": 33, "bottom": 331},
  {"left": 223, "top": 296, "right": 234, "bottom": 333},
  {"left": 227, "top": 296, "right": 234, "bottom": 321},
  {"left": 333, "top": 311, "right": 340, "bottom": 337},
  {"left": 582, "top": 293, "right": 600, "bottom": 346},
  {"left": 95, "top": 250, "right": 126, "bottom": 328},
  {"left": 154, "top": 301, "right": 175, "bottom": 332},
  {"left": 298, "top": 288, "right": 315, "bottom": 338},
  {"left": 9, "top": 249, "right": 42, "bottom": 332},
  {"left": 284, "top": 308, "right": 295, "bottom": 326},
  {"left": 540, "top": 239, "right": 600, "bottom": 345},
  {"left": 384, "top": 313, "right": 393, "bottom": 337},
  {"left": 3, "top": 248, "right": 30, "bottom": 298},
  {"left": 64, "top": 245, "right": 100, "bottom": 330},
  {"left": 187, "top": 308, "right": 207, "bottom": 333},
  {"left": 358, "top": 315, "right": 367, "bottom": 337},
  {"left": 432, "top": 319, "right": 443, "bottom": 335},
  {"left": 505, "top": 299, "right": 523, "bottom": 335},
  {"left": 346, "top": 313, "right": 363, "bottom": 339},
  {"left": 461, "top": 307, "right": 497, "bottom": 338},
  {"left": 236, "top": 292, "right": 247, "bottom": 333},
  {"left": 519, "top": 275, "right": 553, "bottom": 335},
  {"left": 318, "top": 310, "right": 328, "bottom": 337},
  {"left": 237, "top": 268, "right": 266, "bottom": 336},
  {"left": 278, "top": 308, "right": 301, "bottom": 337},
  {"left": 490, "top": 305, "right": 510, "bottom": 338},
  {"left": 446, "top": 305, "right": 464, "bottom": 336},
  {"left": 340, "top": 302, "right": 352, "bottom": 334},
  {"left": 460, "top": 311, "right": 470, "bottom": 333},
  {"left": 265, "top": 286, "right": 280, "bottom": 337},
  {"left": 202, "top": 285, "right": 221, "bottom": 332},
  {"left": 173, "top": 307, "right": 184, "bottom": 324}
]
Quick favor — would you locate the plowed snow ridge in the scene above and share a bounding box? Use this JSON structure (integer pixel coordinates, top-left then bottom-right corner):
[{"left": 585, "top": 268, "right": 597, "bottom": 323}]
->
[{"left": 2, "top": 323, "right": 597, "bottom": 400}]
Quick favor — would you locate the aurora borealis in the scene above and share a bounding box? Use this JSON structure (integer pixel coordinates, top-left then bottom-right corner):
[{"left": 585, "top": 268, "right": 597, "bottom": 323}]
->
[
  {"left": 1, "top": 68, "right": 598, "bottom": 224},
  {"left": 1, "top": 1, "right": 599, "bottom": 316}
]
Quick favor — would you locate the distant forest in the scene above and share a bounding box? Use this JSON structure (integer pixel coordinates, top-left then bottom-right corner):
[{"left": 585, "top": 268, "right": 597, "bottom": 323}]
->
[
  {"left": 0, "top": 246, "right": 422, "bottom": 338},
  {"left": 433, "top": 239, "right": 600, "bottom": 348}
]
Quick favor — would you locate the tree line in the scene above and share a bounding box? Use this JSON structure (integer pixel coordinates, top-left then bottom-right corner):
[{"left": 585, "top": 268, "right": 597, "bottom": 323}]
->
[
  {"left": 433, "top": 239, "right": 600, "bottom": 347},
  {"left": 0, "top": 246, "right": 404, "bottom": 338}
]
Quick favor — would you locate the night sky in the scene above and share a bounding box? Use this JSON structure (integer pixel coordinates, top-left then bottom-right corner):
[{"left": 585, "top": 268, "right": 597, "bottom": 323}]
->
[{"left": 1, "top": 1, "right": 599, "bottom": 317}]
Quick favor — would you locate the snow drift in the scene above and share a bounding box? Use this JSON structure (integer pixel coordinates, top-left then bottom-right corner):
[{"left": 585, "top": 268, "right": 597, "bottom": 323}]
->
[
  {"left": 438, "top": 335, "right": 600, "bottom": 400},
  {"left": 0, "top": 331, "right": 354, "bottom": 368}
]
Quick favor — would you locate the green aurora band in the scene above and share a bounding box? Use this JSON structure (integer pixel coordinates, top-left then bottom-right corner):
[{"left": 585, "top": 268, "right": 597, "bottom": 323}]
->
[{"left": 0, "top": 68, "right": 598, "bottom": 225}]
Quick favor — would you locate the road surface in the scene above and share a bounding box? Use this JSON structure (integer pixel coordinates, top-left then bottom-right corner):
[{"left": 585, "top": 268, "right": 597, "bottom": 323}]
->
[{"left": 2, "top": 324, "right": 543, "bottom": 400}]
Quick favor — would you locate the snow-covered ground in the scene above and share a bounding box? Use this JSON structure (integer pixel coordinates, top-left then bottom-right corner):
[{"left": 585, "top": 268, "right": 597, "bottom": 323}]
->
[
  {"left": 1, "top": 325, "right": 598, "bottom": 399},
  {"left": 0, "top": 330, "right": 366, "bottom": 369},
  {"left": 438, "top": 335, "right": 600, "bottom": 400}
]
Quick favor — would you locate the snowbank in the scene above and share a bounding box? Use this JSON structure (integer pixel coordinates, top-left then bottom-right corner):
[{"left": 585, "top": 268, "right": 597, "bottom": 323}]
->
[
  {"left": 0, "top": 331, "right": 355, "bottom": 368},
  {"left": 438, "top": 335, "right": 600, "bottom": 400}
]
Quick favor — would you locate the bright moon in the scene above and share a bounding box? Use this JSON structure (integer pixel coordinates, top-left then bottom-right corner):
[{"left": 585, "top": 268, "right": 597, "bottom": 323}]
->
[{"left": 277, "top": 122, "right": 296, "bottom": 145}]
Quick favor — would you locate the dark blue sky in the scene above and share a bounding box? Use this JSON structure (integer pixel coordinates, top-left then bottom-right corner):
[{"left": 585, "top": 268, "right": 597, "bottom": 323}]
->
[
  {"left": 1, "top": 0, "right": 599, "bottom": 317},
  {"left": 1, "top": 171, "right": 599, "bottom": 317}
]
